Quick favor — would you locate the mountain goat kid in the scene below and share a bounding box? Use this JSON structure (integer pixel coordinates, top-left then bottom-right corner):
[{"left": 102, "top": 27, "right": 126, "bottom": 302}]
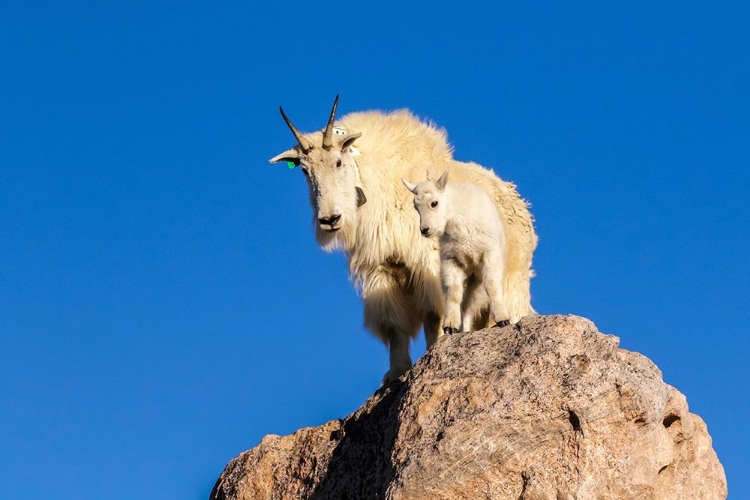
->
[
  {"left": 270, "top": 96, "right": 536, "bottom": 385},
  {"left": 403, "top": 170, "right": 511, "bottom": 334}
]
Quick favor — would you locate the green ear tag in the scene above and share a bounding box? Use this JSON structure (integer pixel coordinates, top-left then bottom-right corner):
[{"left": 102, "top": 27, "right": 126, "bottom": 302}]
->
[{"left": 287, "top": 161, "right": 296, "bottom": 169}]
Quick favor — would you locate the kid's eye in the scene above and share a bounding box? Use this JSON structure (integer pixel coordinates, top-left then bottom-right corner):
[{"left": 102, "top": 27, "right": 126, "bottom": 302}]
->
[
  {"left": 431, "top": 200, "right": 438, "bottom": 208},
  {"left": 336, "top": 159, "right": 342, "bottom": 168}
]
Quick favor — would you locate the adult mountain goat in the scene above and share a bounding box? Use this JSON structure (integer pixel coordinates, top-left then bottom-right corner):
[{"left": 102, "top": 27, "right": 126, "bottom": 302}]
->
[{"left": 270, "top": 96, "right": 537, "bottom": 385}]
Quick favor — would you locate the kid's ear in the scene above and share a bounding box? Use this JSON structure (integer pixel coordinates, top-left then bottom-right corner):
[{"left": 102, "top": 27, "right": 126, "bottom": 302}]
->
[
  {"left": 402, "top": 178, "right": 418, "bottom": 193},
  {"left": 436, "top": 169, "right": 449, "bottom": 190}
]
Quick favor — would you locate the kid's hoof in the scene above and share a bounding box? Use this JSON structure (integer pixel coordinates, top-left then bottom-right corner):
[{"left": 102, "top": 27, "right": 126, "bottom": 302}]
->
[
  {"left": 443, "top": 326, "right": 459, "bottom": 335},
  {"left": 495, "top": 320, "right": 510, "bottom": 328}
]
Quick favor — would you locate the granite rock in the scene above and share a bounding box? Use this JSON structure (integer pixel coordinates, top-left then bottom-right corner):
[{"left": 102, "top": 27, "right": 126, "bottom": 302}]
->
[{"left": 211, "top": 315, "right": 727, "bottom": 500}]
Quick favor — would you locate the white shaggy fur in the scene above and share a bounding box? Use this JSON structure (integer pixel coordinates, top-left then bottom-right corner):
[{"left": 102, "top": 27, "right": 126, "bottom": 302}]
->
[
  {"left": 270, "top": 100, "right": 537, "bottom": 385},
  {"left": 403, "top": 170, "right": 510, "bottom": 334}
]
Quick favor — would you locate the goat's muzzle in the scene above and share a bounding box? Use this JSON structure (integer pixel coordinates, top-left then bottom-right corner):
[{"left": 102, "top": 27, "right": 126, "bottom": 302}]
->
[{"left": 319, "top": 214, "right": 342, "bottom": 231}]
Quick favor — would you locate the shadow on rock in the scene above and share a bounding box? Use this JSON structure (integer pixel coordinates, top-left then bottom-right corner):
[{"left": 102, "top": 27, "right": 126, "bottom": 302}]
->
[{"left": 309, "top": 382, "right": 405, "bottom": 500}]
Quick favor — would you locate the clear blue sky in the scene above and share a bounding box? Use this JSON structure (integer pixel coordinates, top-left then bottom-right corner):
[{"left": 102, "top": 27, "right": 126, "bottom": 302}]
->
[{"left": 1, "top": 1, "right": 748, "bottom": 498}]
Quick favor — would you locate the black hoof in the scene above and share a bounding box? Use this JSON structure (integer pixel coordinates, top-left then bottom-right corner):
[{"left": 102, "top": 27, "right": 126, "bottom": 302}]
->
[
  {"left": 495, "top": 320, "right": 510, "bottom": 328},
  {"left": 443, "top": 326, "right": 459, "bottom": 335}
]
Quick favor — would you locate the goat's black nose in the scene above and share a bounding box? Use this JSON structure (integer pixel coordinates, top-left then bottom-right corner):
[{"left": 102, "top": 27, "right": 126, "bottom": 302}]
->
[
  {"left": 319, "top": 214, "right": 341, "bottom": 226},
  {"left": 420, "top": 227, "right": 430, "bottom": 236}
]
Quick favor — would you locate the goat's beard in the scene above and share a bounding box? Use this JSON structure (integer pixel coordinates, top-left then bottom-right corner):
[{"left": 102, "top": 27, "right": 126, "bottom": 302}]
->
[{"left": 315, "top": 214, "right": 356, "bottom": 253}]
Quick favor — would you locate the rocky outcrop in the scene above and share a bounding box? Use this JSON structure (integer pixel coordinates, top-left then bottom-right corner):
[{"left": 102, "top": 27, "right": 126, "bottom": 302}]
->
[{"left": 210, "top": 315, "right": 727, "bottom": 500}]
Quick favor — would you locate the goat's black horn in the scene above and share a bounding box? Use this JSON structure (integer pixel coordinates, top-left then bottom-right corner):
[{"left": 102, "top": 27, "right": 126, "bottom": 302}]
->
[
  {"left": 321, "top": 95, "right": 339, "bottom": 151},
  {"left": 279, "top": 106, "right": 310, "bottom": 152}
]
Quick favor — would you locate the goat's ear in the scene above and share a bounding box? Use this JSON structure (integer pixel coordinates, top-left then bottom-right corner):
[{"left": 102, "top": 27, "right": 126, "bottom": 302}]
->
[
  {"left": 356, "top": 186, "right": 367, "bottom": 207},
  {"left": 402, "top": 178, "right": 418, "bottom": 193},
  {"left": 340, "top": 132, "right": 362, "bottom": 151},
  {"left": 436, "top": 169, "right": 449, "bottom": 191},
  {"left": 269, "top": 148, "right": 300, "bottom": 164}
]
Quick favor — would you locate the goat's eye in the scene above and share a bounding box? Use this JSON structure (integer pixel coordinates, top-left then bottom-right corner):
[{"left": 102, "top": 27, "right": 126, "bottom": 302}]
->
[
  {"left": 336, "top": 159, "right": 342, "bottom": 168},
  {"left": 431, "top": 200, "right": 438, "bottom": 208}
]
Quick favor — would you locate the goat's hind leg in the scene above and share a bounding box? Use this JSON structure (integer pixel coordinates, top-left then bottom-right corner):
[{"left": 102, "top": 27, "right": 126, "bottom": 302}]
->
[{"left": 460, "top": 273, "right": 488, "bottom": 332}]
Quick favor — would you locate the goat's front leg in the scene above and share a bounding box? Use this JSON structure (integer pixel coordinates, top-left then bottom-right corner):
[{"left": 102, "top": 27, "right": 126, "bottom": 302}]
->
[
  {"left": 441, "top": 259, "right": 465, "bottom": 334},
  {"left": 384, "top": 326, "right": 412, "bottom": 385},
  {"left": 362, "top": 271, "right": 421, "bottom": 386},
  {"left": 423, "top": 311, "right": 443, "bottom": 349},
  {"left": 482, "top": 250, "right": 511, "bottom": 328},
  {"left": 416, "top": 270, "right": 445, "bottom": 349}
]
